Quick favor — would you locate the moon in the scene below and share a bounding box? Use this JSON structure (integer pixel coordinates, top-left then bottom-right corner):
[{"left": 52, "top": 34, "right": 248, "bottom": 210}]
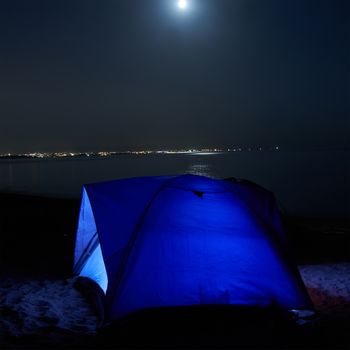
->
[{"left": 177, "top": 0, "right": 188, "bottom": 11}]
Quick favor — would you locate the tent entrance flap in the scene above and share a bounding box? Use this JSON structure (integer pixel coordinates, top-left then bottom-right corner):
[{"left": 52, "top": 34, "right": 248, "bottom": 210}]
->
[
  {"left": 73, "top": 232, "right": 99, "bottom": 274},
  {"left": 73, "top": 188, "right": 108, "bottom": 293},
  {"left": 79, "top": 241, "right": 108, "bottom": 293}
]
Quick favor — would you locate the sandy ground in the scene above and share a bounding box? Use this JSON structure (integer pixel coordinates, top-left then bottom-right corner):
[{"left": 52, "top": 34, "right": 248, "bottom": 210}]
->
[
  {"left": 299, "top": 263, "right": 350, "bottom": 319},
  {"left": 0, "top": 276, "right": 97, "bottom": 337},
  {"left": 0, "top": 263, "right": 349, "bottom": 349}
]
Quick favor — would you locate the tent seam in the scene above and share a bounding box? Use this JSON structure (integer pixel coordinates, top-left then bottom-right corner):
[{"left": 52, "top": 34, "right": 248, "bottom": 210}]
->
[{"left": 106, "top": 176, "right": 180, "bottom": 319}]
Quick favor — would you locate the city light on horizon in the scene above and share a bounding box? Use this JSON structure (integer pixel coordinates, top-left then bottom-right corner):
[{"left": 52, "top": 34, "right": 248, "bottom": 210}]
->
[{"left": 0, "top": 146, "right": 283, "bottom": 159}]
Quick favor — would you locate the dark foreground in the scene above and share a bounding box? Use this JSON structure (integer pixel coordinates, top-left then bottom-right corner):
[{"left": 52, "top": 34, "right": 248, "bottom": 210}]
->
[{"left": 0, "top": 193, "right": 349, "bottom": 349}]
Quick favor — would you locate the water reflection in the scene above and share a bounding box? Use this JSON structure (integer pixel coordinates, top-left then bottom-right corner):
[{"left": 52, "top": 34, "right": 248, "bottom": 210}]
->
[
  {"left": 186, "top": 160, "right": 213, "bottom": 177},
  {"left": 8, "top": 162, "right": 14, "bottom": 189}
]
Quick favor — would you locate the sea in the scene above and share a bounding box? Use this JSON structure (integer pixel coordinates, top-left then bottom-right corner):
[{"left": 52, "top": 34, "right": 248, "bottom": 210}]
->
[{"left": 0, "top": 150, "right": 349, "bottom": 219}]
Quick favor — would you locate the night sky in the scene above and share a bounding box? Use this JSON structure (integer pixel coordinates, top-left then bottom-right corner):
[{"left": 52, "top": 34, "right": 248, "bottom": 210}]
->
[{"left": 0, "top": 0, "right": 349, "bottom": 152}]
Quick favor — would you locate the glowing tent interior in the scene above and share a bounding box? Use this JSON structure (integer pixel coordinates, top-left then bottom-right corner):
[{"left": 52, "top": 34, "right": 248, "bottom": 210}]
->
[{"left": 73, "top": 174, "right": 312, "bottom": 322}]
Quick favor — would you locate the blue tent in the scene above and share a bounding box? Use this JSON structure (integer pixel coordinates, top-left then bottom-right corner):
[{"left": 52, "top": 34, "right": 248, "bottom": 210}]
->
[{"left": 73, "top": 175, "right": 312, "bottom": 322}]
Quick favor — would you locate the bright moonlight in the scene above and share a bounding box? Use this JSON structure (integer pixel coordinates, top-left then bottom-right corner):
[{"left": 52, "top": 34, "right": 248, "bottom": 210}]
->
[{"left": 178, "top": 0, "right": 188, "bottom": 10}]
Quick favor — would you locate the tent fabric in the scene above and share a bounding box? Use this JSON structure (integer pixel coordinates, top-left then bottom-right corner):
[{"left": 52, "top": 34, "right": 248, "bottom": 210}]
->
[{"left": 73, "top": 174, "right": 313, "bottom": 321}]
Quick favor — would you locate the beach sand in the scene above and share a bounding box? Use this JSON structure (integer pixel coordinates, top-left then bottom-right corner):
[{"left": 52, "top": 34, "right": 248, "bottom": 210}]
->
[{"left": 0, "top": 193, "right": 349, "bottom": 349}]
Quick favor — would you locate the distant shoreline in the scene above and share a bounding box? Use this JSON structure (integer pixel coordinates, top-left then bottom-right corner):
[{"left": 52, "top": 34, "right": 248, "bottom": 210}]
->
[
  {"left": 0, "top": 149, "right": 254, "bottom": 160},
  {"left": 1, "top": 146, "right": 349, "bottom": 161}
]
